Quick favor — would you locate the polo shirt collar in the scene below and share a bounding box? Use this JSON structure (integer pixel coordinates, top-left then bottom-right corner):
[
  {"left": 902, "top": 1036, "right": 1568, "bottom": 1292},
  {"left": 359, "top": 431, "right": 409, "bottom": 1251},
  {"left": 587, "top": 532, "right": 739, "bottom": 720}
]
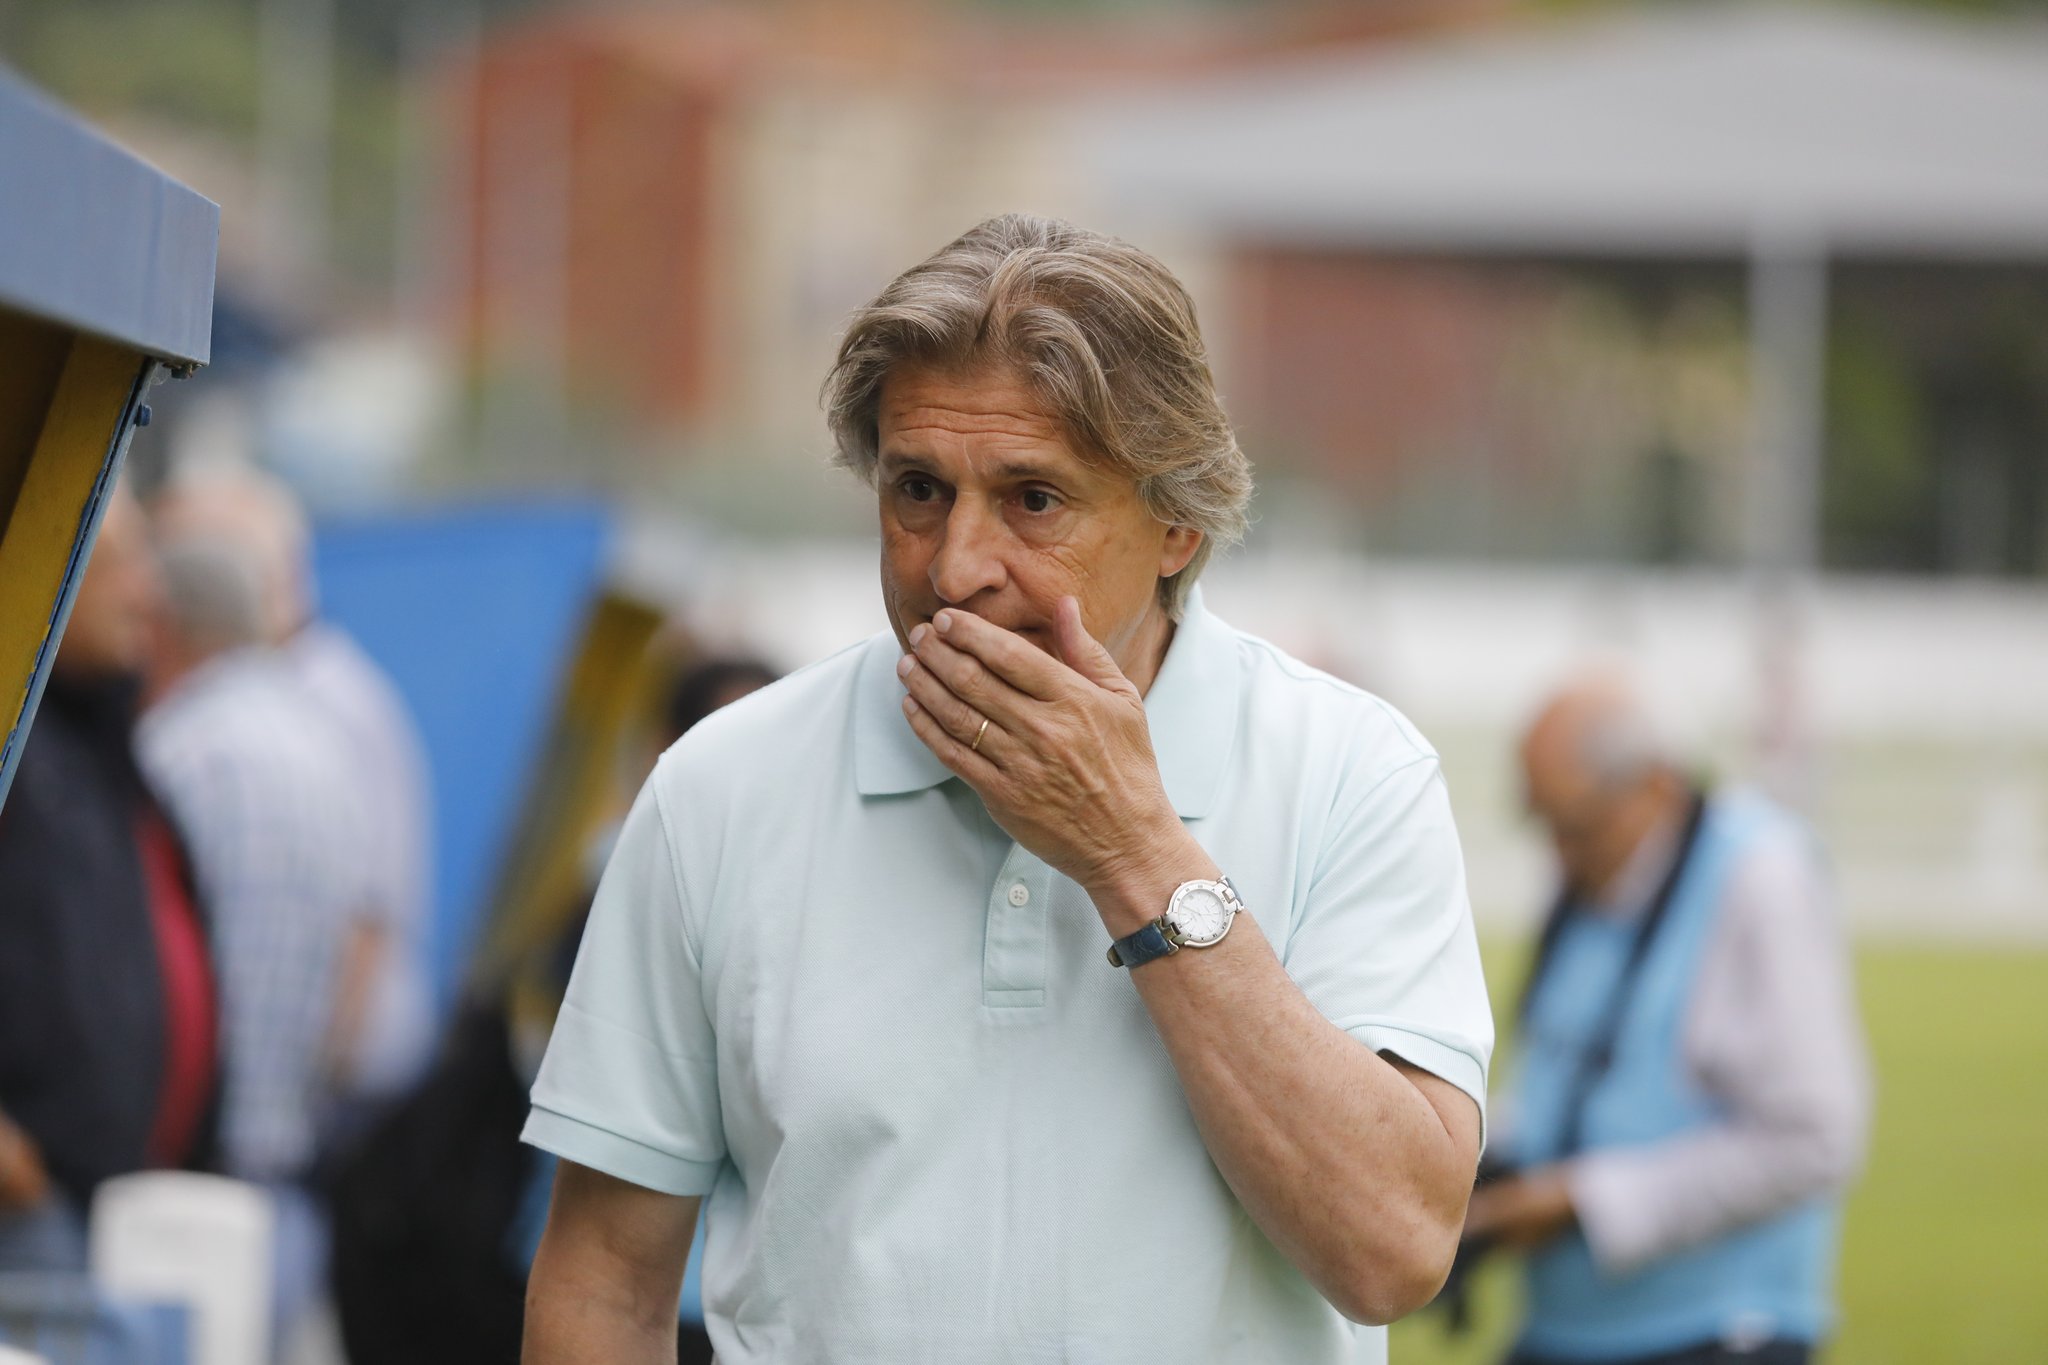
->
[
  {"left": 852, "top": 585, "right": 1241, "bottom": 820},
  {"left": 852, "top": 628, "right": 952, "bottom": 797}
]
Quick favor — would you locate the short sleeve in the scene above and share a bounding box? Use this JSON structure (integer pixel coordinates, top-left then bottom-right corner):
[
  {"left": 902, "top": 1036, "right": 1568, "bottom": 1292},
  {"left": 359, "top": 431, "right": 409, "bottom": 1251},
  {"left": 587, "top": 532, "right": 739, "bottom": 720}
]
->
[
  {"left": 1281, "top": 752, "right": 1494, "bottom": 1141},
  {"left": 522, "top": 763, "right": 726, "bottom": 1195}
]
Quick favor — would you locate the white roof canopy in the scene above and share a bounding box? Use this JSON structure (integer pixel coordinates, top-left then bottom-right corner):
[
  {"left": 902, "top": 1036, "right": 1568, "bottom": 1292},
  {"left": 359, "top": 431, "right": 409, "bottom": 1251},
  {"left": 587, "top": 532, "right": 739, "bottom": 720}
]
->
[{"left": 1086, "top": 5, "right": 2048, "bottom": 260}]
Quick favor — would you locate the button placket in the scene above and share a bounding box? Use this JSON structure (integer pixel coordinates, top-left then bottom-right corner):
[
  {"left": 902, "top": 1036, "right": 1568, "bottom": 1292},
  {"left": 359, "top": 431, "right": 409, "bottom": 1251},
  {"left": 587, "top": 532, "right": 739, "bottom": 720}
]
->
[{"left": 982, "top": 844, "right": 1051, "bottom": 1008}]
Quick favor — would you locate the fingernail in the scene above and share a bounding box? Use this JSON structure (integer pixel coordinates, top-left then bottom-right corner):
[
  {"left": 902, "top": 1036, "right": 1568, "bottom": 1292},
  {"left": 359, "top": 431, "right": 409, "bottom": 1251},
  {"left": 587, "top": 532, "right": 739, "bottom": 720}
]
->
[
  {"left": 902, "top": 695, "right": 920, "bottom": 714},
  {"left": 896, "top": 654, "right": 915, "bottom": 678},
  {"left": 934, "top": 611, "right": 952, "bottom": 633},
  {"left": 909, "top": 623, "right": 928, "bottom": 646}
]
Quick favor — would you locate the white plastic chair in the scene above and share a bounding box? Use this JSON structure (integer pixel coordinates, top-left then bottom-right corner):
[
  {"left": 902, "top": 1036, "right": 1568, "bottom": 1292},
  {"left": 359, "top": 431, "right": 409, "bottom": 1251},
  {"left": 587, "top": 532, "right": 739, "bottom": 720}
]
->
[{"left": 88, "top": 1175, "right": 272, "bottom": 1365}]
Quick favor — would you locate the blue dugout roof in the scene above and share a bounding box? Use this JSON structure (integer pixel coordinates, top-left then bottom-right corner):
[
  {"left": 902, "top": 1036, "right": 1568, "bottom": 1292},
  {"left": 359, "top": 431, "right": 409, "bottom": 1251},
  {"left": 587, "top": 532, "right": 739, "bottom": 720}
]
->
[{"left": 0, "top": 69, "right": 218, "bottom": 363}]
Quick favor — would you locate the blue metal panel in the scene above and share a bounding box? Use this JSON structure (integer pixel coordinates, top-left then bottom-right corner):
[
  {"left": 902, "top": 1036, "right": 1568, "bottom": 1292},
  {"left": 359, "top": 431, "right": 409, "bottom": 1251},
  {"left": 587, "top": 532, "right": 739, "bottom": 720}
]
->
[
  {"left": 311, "top": 500, "right": 612, "bottom": 1009},
  {"left": 0, "top": 71, "right": 218, "bottom": 365}
]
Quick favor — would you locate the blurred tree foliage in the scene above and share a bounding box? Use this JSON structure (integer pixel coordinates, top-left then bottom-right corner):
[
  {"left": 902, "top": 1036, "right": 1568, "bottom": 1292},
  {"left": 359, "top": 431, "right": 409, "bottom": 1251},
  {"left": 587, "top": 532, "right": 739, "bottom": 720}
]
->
[
  {"left": 0, "top": 0, "right": 546, "bottom": 286},
  {"left": 2, "top": 0, "right": 264, "bottom": 134},
  {"left": 1824, "top": 314, "right": 1932, "bottom": 571},
  {"left": 1826, "top": 267, "right": 2048, "bottom": 576}
]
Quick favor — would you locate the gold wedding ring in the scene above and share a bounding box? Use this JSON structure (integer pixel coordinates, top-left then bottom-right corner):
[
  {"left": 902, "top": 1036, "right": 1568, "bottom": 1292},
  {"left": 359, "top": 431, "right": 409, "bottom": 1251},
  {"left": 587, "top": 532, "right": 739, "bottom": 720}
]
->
[{"left": 971, "top": 716, "right": 990, "bottom": 752}]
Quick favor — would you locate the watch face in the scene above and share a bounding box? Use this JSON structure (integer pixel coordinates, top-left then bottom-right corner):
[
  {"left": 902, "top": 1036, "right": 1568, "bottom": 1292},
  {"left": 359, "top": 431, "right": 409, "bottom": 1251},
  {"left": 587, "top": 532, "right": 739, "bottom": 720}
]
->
[{"left": 1170, "top": 884, "right": 1233, "bottom": 945}]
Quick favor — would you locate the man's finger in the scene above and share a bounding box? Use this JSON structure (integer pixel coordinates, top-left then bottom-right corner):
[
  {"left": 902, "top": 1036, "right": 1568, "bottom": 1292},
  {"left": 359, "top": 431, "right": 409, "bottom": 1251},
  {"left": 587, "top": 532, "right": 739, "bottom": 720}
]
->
[
  {"left": 929, "top": 610, "right": 1069, "bottom": 701},
  {"left": 900, "top": 650, "right": 1002, "bottom": 753},
  {"left": 1052, "top": 596, "right": 1129, "bottom": 690},
  {"left": 902, "top": 694, "right": 1000, "bottom": 786},
  {"left": 910, "top": 623, "right": 1039, "bottom": 725}
]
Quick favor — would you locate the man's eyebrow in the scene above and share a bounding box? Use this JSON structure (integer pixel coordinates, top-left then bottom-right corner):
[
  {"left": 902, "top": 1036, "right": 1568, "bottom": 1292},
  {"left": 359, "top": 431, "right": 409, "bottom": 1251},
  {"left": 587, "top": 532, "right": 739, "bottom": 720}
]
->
[
  {"left": 876, "top": 452, "right": 1072, "bottom": 485},
  {"left": 876, "top": 451, "right": 937, "bottom": 476},
  {"left": 987, "top": 459, "right": 1066, "bottom": 484}
]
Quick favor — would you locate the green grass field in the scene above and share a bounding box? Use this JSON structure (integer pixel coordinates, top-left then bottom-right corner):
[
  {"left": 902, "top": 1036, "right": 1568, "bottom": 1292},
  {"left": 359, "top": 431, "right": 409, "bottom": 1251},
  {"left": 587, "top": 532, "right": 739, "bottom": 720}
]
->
[{"left": 1389, "top": 946, "right": 2048, "bottom": 1364}]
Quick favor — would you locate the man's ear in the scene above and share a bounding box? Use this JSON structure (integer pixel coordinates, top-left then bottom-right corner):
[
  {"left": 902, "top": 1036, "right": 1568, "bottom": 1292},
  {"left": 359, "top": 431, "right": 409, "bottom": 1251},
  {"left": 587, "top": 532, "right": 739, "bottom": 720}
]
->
[{"left": 1159, "top": 525, "right": 1203, "bottom": 580}]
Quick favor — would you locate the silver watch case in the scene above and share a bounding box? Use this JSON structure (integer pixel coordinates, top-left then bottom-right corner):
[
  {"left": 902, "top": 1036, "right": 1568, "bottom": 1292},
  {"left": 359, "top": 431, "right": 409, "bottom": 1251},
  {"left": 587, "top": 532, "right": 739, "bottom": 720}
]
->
[{"left": 1162, "top": 877, "right": 1244, "bottom": 950}]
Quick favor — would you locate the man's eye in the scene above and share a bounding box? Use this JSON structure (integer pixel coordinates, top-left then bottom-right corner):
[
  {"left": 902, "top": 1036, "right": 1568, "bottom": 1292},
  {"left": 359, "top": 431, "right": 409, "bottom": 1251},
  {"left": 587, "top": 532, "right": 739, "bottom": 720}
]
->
[
  {"left": 1019, "top": 489, "right": 1058, "bottom": 514},
  {"left": 900, "top": 477, "right": 939, "bottom": 502}
]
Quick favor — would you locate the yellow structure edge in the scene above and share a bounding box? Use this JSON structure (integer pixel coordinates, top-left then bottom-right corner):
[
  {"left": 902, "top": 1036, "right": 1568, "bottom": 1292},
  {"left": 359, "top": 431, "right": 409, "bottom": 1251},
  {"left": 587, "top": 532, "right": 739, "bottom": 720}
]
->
[
  {"left": 0, "top": 334, "right": 149, "bottom": 739},
  {"left": 478, "top": 591, "right": 668, "bottom": 1002}
]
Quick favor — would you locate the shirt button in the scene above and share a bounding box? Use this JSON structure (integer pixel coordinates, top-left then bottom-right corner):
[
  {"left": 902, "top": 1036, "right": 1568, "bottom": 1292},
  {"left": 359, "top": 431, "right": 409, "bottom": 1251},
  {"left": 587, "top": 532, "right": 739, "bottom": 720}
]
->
[{"left": 1007, "top": 883, "right": 1030, "bottom": 907}]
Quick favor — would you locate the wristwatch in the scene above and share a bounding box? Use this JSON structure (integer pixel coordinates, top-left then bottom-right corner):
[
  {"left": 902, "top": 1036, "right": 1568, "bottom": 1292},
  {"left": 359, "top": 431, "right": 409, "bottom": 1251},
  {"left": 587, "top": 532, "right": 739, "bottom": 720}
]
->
[{"left": 1106, "top": 876, "right": 1245, "bottom": 969}]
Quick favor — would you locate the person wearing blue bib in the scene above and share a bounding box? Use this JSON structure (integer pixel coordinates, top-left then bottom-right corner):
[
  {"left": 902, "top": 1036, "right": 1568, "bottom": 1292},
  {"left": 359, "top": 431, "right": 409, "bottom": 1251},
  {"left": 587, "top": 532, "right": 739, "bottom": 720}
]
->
[
  {"left": 519, "top": 215, "right": 1496, "bottom": 1364},
  {"left": 1464, "top": 675, "right": 1871, "bottom": 1365}
]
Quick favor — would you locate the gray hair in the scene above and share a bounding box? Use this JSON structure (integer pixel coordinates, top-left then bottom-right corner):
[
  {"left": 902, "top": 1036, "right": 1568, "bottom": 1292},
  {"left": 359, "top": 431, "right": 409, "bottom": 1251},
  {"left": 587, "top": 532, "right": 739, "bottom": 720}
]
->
[
  {"left": 154, "top": 460, "right": 314, "bottom": 641},
  {"left": 1575, "top": 683, "right": 1683, "bottom": 792},
  {"left": 159, "top": 537, "right": 268, "bottom": 653},
  {"left": 823, "top": 213, "right": 1252, "bottom": 619}
]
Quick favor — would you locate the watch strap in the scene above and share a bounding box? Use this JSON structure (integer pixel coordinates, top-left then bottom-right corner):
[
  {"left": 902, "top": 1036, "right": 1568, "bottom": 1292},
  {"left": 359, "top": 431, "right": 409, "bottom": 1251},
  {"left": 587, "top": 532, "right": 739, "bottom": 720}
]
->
[{"left": 1105, "top": 921, "right": 1177, "bottom": 970}]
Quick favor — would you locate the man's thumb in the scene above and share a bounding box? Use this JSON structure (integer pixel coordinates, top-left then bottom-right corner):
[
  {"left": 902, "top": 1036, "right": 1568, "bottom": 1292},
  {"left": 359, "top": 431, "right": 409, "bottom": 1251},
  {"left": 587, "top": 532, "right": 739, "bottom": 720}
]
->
[{"left": 1054, "top": 596, "right": 1124, "bottom": 685}]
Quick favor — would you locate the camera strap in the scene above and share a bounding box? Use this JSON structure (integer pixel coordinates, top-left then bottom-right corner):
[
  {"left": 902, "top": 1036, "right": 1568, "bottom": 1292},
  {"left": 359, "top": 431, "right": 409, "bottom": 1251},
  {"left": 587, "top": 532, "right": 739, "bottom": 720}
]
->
[{"left": 1518, "top": 790, "right": 1709, "bottom": 1159}]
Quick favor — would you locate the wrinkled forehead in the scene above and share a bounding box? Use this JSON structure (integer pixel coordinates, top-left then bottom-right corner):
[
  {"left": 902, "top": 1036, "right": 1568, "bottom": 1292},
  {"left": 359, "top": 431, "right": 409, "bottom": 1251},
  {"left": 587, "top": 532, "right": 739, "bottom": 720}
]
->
[{"left": 876, "top": 362, "right": 1121, "bottom": 485}]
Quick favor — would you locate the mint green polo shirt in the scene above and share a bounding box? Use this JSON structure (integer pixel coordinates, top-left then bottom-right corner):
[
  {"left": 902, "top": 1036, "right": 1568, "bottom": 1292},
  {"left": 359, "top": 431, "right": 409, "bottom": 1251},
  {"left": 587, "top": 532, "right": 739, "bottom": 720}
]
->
[{"left": 524, "top": 588, "right": 1492, "bottom": 1364}]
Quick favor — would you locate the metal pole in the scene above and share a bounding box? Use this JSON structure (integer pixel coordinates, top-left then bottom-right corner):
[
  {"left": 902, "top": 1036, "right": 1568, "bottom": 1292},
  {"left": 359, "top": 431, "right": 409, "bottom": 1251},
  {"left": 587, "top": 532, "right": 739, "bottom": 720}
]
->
[
  {"left": 1745, "top": 224, "right": 1830, "bottom": 809},
  {"left": 1746, "top": 224, "right": 1829, "bottom": 575},
  {"left": 396, "top": 0, "right": 482, "bottom": 336},
  {"left": 257, "top": 0, "right": 335, "bottom": 292},
  {"left": 478, "top": 53, "right": 574, "bottom": 473}
]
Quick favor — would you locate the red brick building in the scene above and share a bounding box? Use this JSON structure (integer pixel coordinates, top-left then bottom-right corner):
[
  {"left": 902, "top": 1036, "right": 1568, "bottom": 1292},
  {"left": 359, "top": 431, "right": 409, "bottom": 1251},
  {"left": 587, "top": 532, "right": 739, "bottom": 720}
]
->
[{"left": 440, "top": 0, "right": 1506, "bottom": 458}]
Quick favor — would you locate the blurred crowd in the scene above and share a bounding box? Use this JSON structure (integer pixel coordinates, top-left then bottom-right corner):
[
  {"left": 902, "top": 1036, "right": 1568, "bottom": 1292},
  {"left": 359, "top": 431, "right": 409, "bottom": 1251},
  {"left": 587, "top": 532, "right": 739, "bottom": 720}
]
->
[
  {"left": 0, "top": 464, "right": 774, "bottom": 1363},
  {"left": 0, "top": 467, "right": 433, "bottom": 1347}
]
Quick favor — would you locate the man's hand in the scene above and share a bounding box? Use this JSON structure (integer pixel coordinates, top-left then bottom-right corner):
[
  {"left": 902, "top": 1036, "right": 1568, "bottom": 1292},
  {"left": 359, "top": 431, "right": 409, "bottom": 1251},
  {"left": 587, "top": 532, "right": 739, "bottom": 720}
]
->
[
  {"left": 0, "top": 1110, "right": 51, "bottom": 1213},
  {"left": 1462, "top": 1165, "right": 1576, "bottom": 1251},
  {"left": 897, "top": 597, "right": 1202, "bottom": 927},
  {"left": 322, "top": 917, "right": 389, "bottom": 1089}
]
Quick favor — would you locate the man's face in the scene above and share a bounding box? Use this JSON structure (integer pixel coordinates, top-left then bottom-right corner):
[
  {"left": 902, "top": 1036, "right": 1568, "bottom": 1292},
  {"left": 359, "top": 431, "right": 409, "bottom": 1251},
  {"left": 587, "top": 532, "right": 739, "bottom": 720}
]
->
[
  {"left": 874, "top": 363, "right": 1199, "bottom": 679},
  {"left": 54, "top": 488, "right": 162, "bottom": 681},
  {"left": 1522, "top": 749, "right": 1619, "bottom": 895},
  {"left": 1520, "top": 706, "right": 1670, "bottom": 898}
]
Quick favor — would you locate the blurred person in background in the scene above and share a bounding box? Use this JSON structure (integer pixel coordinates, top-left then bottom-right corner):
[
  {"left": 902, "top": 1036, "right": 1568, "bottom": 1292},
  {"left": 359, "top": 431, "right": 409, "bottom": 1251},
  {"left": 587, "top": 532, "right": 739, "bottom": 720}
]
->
[
  {"left": 154, "top": 465, "right": 437, "bottom": 1116},
  {"left": 522, "top": 214, "right": 1492, "bottom": 1365},
  {"left": 138, "top": 494, "right": 379, "bottom": 1347},
  {"left": 1464, "top": 672, "right": 1872, "bottom": 1365},
  {"left": 0, "top": 486, "right": 220, "bottom": 1273},
  {"left": 330, "top": 653, "right": 776, "bottom": 1365}
]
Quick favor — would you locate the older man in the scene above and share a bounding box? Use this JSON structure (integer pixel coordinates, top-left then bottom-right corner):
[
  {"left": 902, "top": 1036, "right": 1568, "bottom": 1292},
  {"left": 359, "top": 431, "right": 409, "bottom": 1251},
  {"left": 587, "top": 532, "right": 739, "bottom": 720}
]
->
[
  {"left": 0, "top": 486, "right": 219, "bottom": 1270},
  {"left": 153, "top": 466, "right": 436, "bottom": 1107},
  {"left": 522, "top": 214, "right": 1493, "bottom": 1364},
  {"left": 1466, "top": 674, "right": 1870, "bottom": 1365},
  {"left": 139, "top": 503, "right": 382, "bottom": 1343}
]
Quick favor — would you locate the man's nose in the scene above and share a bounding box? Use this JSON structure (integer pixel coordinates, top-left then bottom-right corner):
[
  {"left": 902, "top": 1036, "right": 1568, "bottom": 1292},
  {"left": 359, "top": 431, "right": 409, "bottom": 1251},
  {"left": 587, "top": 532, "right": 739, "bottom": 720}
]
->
[{"left": 928, "top": 499, "right": 1008, "bottom": 604}]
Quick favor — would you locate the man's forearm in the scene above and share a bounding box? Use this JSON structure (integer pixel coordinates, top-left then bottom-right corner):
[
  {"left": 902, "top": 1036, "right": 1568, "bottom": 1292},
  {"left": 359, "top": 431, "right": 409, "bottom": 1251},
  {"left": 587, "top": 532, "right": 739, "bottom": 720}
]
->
[
  {"left": 522, "top": 1166, "right": 696, "bottom": 1365},
  {"left": 323, "top": 917, "right": 388, "bottom": 1086},
  {"left": 524, "top": 1285, "right": 675, "bottom": 1364},
  {"left": 524, "top": 1244, "right": 679, "bottom": 1365},
  {"left": 1566, "top": 1109, "right": 1864, "bottom": 1273},
  {"left": 1096, "top": 842, "right": 1479, "bottom": 1324}
]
